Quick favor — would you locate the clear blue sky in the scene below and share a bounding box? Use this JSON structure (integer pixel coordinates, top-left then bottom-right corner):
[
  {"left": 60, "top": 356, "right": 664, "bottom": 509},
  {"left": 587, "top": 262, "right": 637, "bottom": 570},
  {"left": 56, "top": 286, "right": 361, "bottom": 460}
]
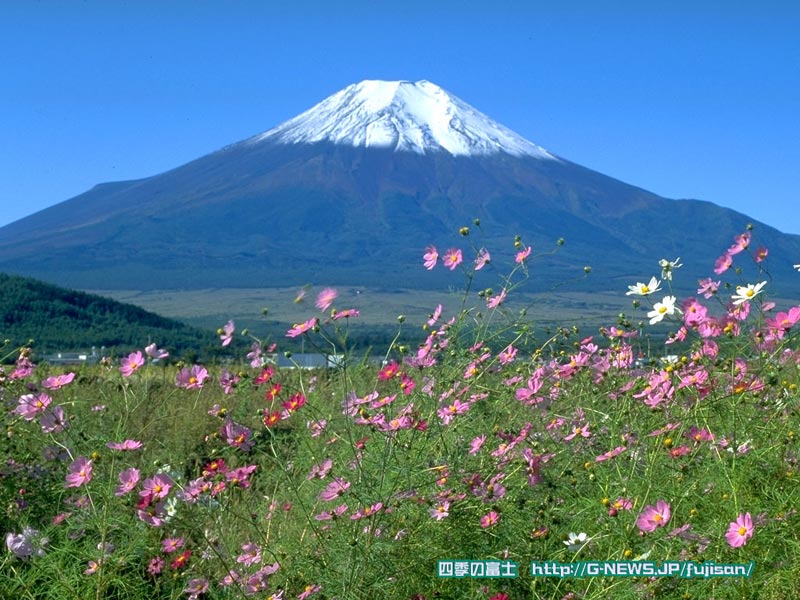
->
[{"left": 2, "top": 1, "right": 799, "bottom": 234}]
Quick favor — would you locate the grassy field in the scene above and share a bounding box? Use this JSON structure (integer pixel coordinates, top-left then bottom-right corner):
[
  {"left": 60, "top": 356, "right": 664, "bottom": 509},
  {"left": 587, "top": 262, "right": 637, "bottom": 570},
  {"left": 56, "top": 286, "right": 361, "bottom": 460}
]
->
[{"left": 4, "top": 230, "right": 800, "bottom": 599}]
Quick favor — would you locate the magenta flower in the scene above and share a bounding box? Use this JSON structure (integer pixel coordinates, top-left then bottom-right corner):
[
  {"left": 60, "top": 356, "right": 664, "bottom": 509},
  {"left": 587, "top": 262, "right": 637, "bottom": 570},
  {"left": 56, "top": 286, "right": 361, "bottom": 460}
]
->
[
  {"left": 713, "top": 254, "right": 733, "bottom": 274},
  {"left": 480, "top": 511, "right": 499, "bottom": 528},
  {"left": 319, "top": 477, "right": 351, "bottom": 501},
  {"left": 162, "top": 537, "right": 185, "bottom": 553},
  {"left": 636, "top": 500, "right": 671, "bottom": 533},
  {"left": 332, "top": 308, "right": 360, "bottom": 320},
  {"left": 350, "top": 502, "right": 383, "bottom": 520},
  {"left": 219, "top": 320, "right": 235, "bottom": 347},
  {"left": 442, "top": 248, "right": 463, "bottom": 270},
  {"left": 315, "top": 288, "right": 338, "bottom": 312},
  {"left": 106, "top": 439, "right": 143, "bottom": 451},
  {"left": 725, "top": 512, "right": 754, "bottom": 548},
  {"left": 222, "top": 419, "right": 254, "bottom": 452},
  {"left": 286, "top": 317, "right": 318, "bottom": 338},
  {"left": 697, "top": 277, "right": 720, "bottom": 299},
  {"left": 65, "top": 457, "right": 93, "bottom": 489},
  {"left": 486, "top": 288, "right": 507, "bottom": 309},
  {"left": 469, "top": 435, "right": 486, "bottom": 455},
  {"left": 41, "top": 372, "right": 75, "bottom": 390},
  {"left": 423, "top": 245, "right": 438, "bottom": 270},
  {"left": 474, "top": 247, "right": 491, "bottom": 270},
  {"left": 175, "top": 365, "right": 209, "bottom": 389},
  {"left": 237, "top": 542, "right": 262, "bottom": 566},
  {"left": 515, "top": 245, "right": 532, "bottom": 263},
  {"left": 115, "top": 468, "right": 140, "bottom": 496},
  {"left": 120, "top": 351, "right": 145, "bottom": 377}
]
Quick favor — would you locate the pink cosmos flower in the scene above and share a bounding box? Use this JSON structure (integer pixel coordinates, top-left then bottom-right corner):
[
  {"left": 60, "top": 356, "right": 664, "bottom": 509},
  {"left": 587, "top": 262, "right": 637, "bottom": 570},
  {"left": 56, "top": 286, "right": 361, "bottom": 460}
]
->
[
  {"left": 286, "top": 317, "right": 318, "bottom": 338},
  {"left": 162, "top": 537, "right": 185, "bottom": 553},
  {"left": 486, "top": 288, "right": 507, "bottom": 309},
  {"left": 608, "top": 497, "right": 633, "bottom": 516},
  {"left": 350, "top": 502, "right": 383, "bottom": 520},
  {"left": 41, "top": 372, "right": 75, "bottom": 390},
  {"left": 184, "top": 578, "right": 209, "bottom": 600},
  {"left": 175, "top": 365, "right": 209, "bottom": 389},
  {"left": 137, "top": 500, "right": 167, "bottom": 527},
  {"left": 498, "top": 345, "right": 517, "bottom": 365},
  {"left": 237, "top": 542, "right": 262, "bottom": 567},
  {"left": 423, "top": 245, "right": 438, "bottom": 270},
  {"left": 15, "top": 393, "right": 52, "bottom": 421},
  {"left": 298, "top": 584, "right": 322, "bottom": 600},
  {"left": 429, "top": 500, "right": 450, "bottom": 520},
  {"left": 222, "top": 419, "right": 254, "bottom": 452},
  {"left": 442, "top": 248, "right": 463, "bottom": 270},
  {"left": 319, "top": 478, "right": 351, "bottom": 501},
  {"left": 754, "top": 246, "right": 768, "bottom": 262},
  {"left": 564, "top": 425, "right": 591, "bottom": 441},
  {"left": 120, "top": 351, "right": 145, "bottom": 377},
  {"left": 114, "top": 468, "right": 140, "bottom": 496},
  {"left": 332, "top": 309, "right": 360, "bottom": 320},
  {"left": 219, "top": 320, "right": 235, "bottom": 346},
  {"left": 697, "top": 277, "right": 721, "bottom": 299},
  {"left": 106, "top": 439, "right": 143, "bottom": 451},
  {"left": 480, "top": 511, "right": 499, "bottom": 528},
  {"left": 469, "top": 435, "right": 486, "bottom": 455},
  {"left": 515, "top": 245, "right": 532, "bottom": 263},
  {"left": 65, "top": 457, "right": 93, "bottom": 489},
  {"left": 147, "top": 556, "right": 165, "bottom": 575},
  {"left": 316, "top": 288, "right": 338, "bottom": 312},
  {"left": 145, "top": 343, "right": 169, "bottom": 359},
  {"left": 474, "top": 247, "right": 491, "bottom": 270},
  {"left": 725, "top": 512, "right": 754, "bottom": 547},
  {"left": 713, "top": 254, "right": 733, "bottom": 275},
  {"left": 727, "top": 232, "right": 751, "bottom": 255},
  {"left": 140, "top": 473, "right": 173, "bottom": 500},
  {"left": 595, "top": 446, "right": 627, "bottom": 462},
  {"left": 39, "top": 406, "right": 68, "bottom": 433},
  {"left": 636, "top": 500, "right": 671, "bottom": 533}
]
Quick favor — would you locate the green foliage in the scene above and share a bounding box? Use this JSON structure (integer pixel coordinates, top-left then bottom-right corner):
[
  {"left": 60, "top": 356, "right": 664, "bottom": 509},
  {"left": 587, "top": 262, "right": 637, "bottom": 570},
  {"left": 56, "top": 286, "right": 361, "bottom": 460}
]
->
[{"left": 0, "top": 273, "right": 215, "bottom": 357}]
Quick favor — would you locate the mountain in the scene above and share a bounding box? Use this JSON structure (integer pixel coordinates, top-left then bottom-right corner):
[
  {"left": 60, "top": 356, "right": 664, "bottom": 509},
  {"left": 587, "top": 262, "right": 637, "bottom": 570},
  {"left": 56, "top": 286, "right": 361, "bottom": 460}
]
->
[
  {"left": 1, "top": 79, "right": 798, "bottom": 298},
  {"left": 0, "top": 273, "right": 215, "bottom": 357}
]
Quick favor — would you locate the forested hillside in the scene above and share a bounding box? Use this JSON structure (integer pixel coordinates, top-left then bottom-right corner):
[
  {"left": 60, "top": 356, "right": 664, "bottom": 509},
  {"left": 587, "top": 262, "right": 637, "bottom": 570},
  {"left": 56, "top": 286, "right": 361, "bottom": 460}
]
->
[{"left": 0, "top": 273, "right": 215, "bottom": 357}]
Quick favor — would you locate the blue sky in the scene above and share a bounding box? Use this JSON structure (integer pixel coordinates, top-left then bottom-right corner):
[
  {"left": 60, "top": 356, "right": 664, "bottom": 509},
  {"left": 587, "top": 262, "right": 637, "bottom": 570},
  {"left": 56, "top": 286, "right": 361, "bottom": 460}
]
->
[{"left": 2, "top": 1, "right": 799, "bottom": 234}]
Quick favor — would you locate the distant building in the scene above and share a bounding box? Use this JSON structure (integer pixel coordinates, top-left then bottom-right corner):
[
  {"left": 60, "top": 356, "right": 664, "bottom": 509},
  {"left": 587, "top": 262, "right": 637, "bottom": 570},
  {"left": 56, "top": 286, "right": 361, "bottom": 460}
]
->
[
  {"left": 272, "top": 353, "right": 345, "bottom": 369},
  {"left": 42, "top": 347, "right": 102, "bottom": 365}
]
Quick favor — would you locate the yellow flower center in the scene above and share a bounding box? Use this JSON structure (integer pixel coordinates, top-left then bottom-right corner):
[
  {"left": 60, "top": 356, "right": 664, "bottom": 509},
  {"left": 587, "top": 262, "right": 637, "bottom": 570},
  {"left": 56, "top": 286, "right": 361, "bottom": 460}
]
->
[{"left": 738, "top": 526, "right": 747, "bottom": 535}]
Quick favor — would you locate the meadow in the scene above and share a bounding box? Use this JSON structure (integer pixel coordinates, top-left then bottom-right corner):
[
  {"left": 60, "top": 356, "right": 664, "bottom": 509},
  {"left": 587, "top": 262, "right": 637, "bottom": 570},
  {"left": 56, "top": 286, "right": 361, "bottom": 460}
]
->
[{"left": 3, "top": 227, "right": 800, "bottom": 600}]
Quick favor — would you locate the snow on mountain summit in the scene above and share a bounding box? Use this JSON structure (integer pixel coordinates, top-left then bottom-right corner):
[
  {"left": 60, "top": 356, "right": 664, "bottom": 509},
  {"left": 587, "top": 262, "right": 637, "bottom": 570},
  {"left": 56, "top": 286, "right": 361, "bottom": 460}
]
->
[{"left": 251, "top": 80, "right": 556, "bottom": 159}]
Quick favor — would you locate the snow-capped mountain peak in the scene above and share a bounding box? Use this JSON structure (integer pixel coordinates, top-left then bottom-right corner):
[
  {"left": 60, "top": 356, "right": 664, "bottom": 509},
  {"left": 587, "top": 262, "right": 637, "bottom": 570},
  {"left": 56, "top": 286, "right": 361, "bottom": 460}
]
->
[{"left": 250, "top": 80, "right": 556, "bottom": 159}]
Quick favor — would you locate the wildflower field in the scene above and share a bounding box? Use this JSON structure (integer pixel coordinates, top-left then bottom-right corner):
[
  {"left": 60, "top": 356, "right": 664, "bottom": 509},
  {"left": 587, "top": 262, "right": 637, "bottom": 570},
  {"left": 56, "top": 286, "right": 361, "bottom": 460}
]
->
[{"left": 3, "top": 227, "right": 800, "bottom": 600}]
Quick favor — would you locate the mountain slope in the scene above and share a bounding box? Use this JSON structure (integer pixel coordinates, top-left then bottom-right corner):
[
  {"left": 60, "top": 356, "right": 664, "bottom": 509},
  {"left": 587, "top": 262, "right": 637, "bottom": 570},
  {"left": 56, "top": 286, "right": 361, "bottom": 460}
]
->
[{"left": 1, "top": 80, "right": 798, "bottom": 296}]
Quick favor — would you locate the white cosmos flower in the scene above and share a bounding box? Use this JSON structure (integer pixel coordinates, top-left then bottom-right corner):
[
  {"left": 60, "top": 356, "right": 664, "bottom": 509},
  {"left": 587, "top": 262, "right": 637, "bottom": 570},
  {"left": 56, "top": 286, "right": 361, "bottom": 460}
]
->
[
  {"left": 647, "top": 295, "right": 681, "bottom": 324},
  {"left": 626, "top": 276, "right": 662, "bottom": 296},
  {"left": 731, "top": 281, "right": 767, "bottom": 305},
  {"left": 794, "top": 264, "right": 800, "bottom": 271},
  {"left": 564, "top": 532, "right": 590, "bottom": 552},
  {"left": 659, "top": 257, "right": 682, "bottom": 281}
]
